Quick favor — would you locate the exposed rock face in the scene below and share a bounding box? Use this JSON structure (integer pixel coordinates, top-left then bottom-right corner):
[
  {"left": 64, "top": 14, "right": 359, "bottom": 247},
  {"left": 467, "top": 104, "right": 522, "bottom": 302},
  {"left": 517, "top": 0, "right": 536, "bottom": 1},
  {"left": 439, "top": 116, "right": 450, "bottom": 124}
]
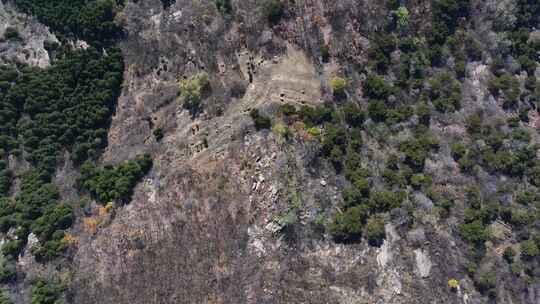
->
[{"left": 0, "top": 1, "right": 56, "bottom": 67}]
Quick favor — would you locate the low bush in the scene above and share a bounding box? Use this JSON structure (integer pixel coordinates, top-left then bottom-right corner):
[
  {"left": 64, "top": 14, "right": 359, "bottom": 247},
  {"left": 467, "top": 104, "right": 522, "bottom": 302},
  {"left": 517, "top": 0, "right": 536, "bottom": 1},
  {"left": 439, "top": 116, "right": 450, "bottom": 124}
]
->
[
  {"left": 179, "top": 72, "right": 210, "bottom": 111},
  {"left": 215, "top": 0, "right": 232, "bottom": 15},
  {"left": 330, "top": 76, "right": 347, "bottom": 96},
  {"left": 329, "top": 205, "right": 369, "bottom": 243},
  {"left": 475, "top": 270, "right": 497, "bottom": 296},
  {"left": 366, "top": 216, "right": 386, "bottom": 246},
  {"left": 367, "top": 100, "right": 388, "bottom": 122},
  {"left": 428, "top": 72, "right": 462, "bottom": 112},
  {"left": 459, "top": 220, "right": 487, "bottom": 244},
  {"left": 3, "top": 27, "right": 20, "bottom": 41},
  {"left": 368, "top": 190, "right": 405, "bottom": 213},
  {"left": 250, "top": 109, "right": 272, "bottom": 130},
  {"left": 262, "top": 0, "right": 283, "bottom": 24},
  {"left": 399, "top": 132, "right": 439, "bottom": 171},
  {"left": 521, "top": 240, "right": 539, "bottom": 259},
  {"left": 488, "top": 74, "right": 520, "bottom": 108},
  {"left": 503, "top": 247, "right": 516, "bottom": 263}
]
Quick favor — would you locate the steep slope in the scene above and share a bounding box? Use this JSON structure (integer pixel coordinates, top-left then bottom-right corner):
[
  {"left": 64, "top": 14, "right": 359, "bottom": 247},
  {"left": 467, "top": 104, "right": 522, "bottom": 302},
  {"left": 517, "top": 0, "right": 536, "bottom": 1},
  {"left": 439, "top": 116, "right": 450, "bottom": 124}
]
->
[{"left": 0, "top": 1, "right": 540, "bottom": 304}]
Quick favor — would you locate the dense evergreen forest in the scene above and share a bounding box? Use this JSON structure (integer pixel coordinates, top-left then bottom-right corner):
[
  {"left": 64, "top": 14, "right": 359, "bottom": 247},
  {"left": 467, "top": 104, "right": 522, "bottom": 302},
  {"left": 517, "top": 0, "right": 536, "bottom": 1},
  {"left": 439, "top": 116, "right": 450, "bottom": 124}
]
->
[{"left": 0, "top": 1, "right": 151, "bottom": 302}]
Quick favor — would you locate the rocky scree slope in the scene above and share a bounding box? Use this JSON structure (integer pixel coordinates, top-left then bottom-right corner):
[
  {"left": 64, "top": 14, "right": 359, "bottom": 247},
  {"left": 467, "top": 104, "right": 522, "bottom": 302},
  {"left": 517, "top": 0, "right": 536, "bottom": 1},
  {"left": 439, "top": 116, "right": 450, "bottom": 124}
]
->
[{"left": 0, "top": 0, "right": 540, "bottom": 304}]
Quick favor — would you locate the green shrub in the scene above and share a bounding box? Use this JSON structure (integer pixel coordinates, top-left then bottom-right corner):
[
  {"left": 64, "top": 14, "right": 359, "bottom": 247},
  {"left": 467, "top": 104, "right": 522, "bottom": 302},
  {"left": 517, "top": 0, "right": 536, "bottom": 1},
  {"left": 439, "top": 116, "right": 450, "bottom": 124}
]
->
[
  {"left": 368, "top": 190, "right": 405, "bottom": 213},
  {"left": 329, "top": 205, "right": 369, "bottom": 243},
  {"left": 510, "top": 261, "right": 523, "bottom": 275},
  {"left": 250, "top": 109, "right": 272, "bottom": 130},
  {"left": 279, "top": 104, "right": 297, "bottom": 117},
  {"left": 320, "top": 44, "right": 330, "bottom": 62},
  {"left": 366, "top": 216, "right": 386, "bottom": 246},
  {"left": 521, "top": 240, "right": 540, "bottom": 259},
  {"left": 330, "top": 76, "right": 347, "bottom": 96},
  {"left": 455, "top": 59, "right": 466, "bottom": 78},
  {"left": 515, "top": 190, "right": 537, "bottom": 206},
  {"left": 342, "top": 187, "right": 368, "bottom": 208},
  {"left": 394, "top": 6, "right": 409, "bottom": 28},
  {"left": 153, "top": 128, "right": 164, "bottom": 141},
  {"left": 410, "top": 173, "right": 431, "bottom": 189},
  {"left": 31, "top": 280, "right": 63, "bottom": 304},
  {"left": 343, "top": 103, "right": 365, "bottom": 127},
  {"left": 214, "top": 0, "right": 232, "bottom": 15},
  {"left": 416, "top": 102, "right": 431, "bottom": 125},
  {"left": 179, "top": 72, "right": 210, "bottom": 111},
  {"left": 459, "top": 220, "right": 486, "bottom": 244},
  {"left": 436, "top": 198, "right": 454, "bottom": 218},
  {"left": 367, "top": 100, "right": 387, "bottom": 122},
  {"left": 3, "top": 27, "right": 20, "bottom": 41},
  {"left": 399, "top": 133, "right": 439, "bottom": 171},
  {"left": 450, "top": 142, "right": 467, "bottom": 160},
  {"left": 262, "top": 0, "right": 283, "bottom": 24},
  {"left": 428, "top": 72, "right": 462, "bottom": 112},
  {"left": 321, "top": 124, "right": 347, "bottom": 157},
  {"left": 364, "top": 75, "right": 394, "bottom": 100},
  {"left": 475, "top": 271, "right": 496, "bottom": 295},
  {"left": 508, "top": 208, "right": 533, "bottom": 227},
  {"left": 488, "top": 74, "right": 520, "bottom": 108},
  {"left": 465, "top": 37, "right": 482, "bottom": 61},
  {"left": 299, "top": 106, "right": 333, "bottom": 127},
  {"left": 31, "top": 230, "right": 69, "bottom": 261},
  {"left": 503, "top": 247, "right": 516, "bottom": 263}
]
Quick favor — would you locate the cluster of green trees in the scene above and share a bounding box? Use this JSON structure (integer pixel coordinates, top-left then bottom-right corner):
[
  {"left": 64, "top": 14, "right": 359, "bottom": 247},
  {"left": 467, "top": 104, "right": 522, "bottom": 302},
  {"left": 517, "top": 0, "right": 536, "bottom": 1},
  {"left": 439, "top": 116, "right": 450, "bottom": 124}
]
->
[
  {"left": 79, "top": 154, "right": 153, "bottom": 203},
  {"left": 453, "top": 117, "right": 538, "bottom": 179},
  {"left": 430, "top": 0, "right": 470, "bottom": 45},
  {"left": 0, "top": 170, "right": 73, "bottom": 261},
  {"left": 2, "top": 48, "right": 124, "bottom": 175},
  {"left": 458, "top": 184, "right": 540, "bottom": 286},
  {"left": 278, "top": 99, "right": 439, "bottom": 244},
  {"left": 31, "top": 280, "right": 63, "bottom": 304},
  {"left": 16, "top": 0, "right": 122, "bottom": 45}
]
